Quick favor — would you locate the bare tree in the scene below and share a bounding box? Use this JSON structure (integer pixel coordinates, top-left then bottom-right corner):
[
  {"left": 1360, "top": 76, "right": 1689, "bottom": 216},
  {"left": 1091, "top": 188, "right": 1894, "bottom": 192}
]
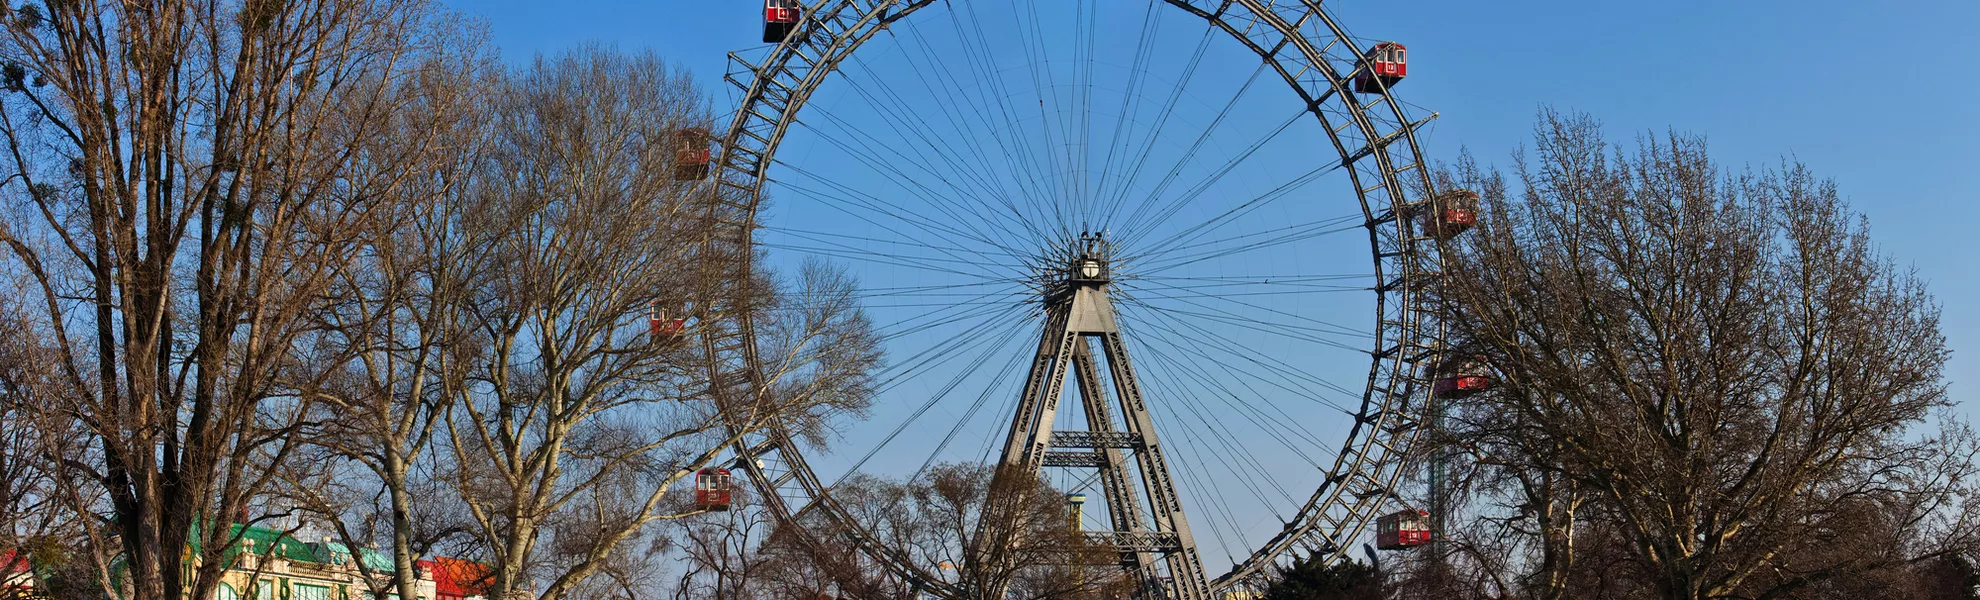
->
[
  {"left": 437, "top": 46, "right": 882, "bottom": 600},
  {"left": 666, "top": 489, "right": 773, "bottom": 600},
  {"left": 285, "top": 22, "right": 495, "bottom": 600},
  {"left": 0, "top": 289, "right": 76, "bottom": 600},
  {"left": 755, "top": 463, "right": 1128, "bottom": 600},
  {"left": 0, "top": 2, "right": 470, "bottom": 600},
  {"left": 1419, "top": 110, "right": 1979, "bottom": 600}
]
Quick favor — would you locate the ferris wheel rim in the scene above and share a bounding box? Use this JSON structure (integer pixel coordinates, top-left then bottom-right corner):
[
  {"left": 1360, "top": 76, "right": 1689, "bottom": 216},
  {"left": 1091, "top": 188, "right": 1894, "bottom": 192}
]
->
[{"left": 696, "top": 0, "right": 1449, "bottom": 593}]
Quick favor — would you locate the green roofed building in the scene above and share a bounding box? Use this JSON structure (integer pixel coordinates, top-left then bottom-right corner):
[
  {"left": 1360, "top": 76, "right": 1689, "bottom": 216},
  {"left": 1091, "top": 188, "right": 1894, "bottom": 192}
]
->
[{"left": 95, "top": 523, "right": 479, "bottom": 600}]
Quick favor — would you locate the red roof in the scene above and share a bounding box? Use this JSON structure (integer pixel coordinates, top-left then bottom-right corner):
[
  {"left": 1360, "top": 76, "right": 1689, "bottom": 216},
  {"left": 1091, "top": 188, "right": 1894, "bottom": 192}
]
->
[
  {"left": 0, "top": 549, "right": 31, "bottom": 575},
  {"left": 417, "top": 557, "right": 492, "bottom": 598}
]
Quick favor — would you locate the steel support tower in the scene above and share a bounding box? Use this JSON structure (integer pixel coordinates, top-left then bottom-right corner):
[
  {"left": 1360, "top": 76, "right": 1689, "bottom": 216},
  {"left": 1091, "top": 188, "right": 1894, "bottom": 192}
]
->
[{"left": 996, "top": 234, "right": 1211, "bottom": 600}]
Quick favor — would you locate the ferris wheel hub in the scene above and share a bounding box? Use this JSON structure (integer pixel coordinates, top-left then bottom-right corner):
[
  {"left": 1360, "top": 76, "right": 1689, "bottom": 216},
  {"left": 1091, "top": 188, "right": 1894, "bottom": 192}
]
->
[
  {"left": 1067, "top": 232, "right": 1114, "bottom": 284},
  {"left": 1041, "top": 232, "right": 1119, "bottom": 314},
  {"left": 711, "top": 0, "right": 1446, "bottom": 591}
]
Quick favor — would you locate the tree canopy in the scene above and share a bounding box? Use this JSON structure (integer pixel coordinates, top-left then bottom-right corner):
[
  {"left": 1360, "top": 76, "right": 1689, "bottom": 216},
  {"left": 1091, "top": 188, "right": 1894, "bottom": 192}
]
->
[{"left": 1406, "top": 109, "right": 1978, "bottom": 600}]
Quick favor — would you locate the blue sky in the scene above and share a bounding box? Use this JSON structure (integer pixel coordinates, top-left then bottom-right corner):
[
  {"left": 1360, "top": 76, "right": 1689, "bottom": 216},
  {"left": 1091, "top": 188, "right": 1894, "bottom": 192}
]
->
[
  {"left": 444, "top": 0, "right": 1980, "bottom": 575},
  {"left": 451, "top": 0, "right": 1980, "bottom": 406}
]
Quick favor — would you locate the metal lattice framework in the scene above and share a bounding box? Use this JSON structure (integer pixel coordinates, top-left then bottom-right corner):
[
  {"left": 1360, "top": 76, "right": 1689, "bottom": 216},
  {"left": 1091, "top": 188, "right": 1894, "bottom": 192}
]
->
[
  {"left": 995, "top": 239, "right": 1212, "bottom": 597},
  {"left": 691, "top": 0, "right": 1451, "bottom": 594}
]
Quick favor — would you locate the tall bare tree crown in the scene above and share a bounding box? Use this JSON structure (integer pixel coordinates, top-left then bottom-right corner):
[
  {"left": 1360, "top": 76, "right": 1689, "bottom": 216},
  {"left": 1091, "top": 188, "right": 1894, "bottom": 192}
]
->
[{"left": 1415, "top": 110, "right": 1970, "bottom": 600}]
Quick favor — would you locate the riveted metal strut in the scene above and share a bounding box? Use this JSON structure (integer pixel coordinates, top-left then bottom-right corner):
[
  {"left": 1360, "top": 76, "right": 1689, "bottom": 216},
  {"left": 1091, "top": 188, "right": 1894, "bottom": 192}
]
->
[
  {"left": 994, "top": 235, "right": 1211, "bottom": 600},
  {"left": 713, "top": 0, "right": 1448, "bottom": 593}
]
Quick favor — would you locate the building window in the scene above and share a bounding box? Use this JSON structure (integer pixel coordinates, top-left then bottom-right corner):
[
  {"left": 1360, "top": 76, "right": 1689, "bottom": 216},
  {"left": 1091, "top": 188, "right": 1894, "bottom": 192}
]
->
[
  {"left": 219, "top": 583, "right": 239, "bottom": 600},
  {"left": 295, "top": 584, "right": 331, "bottom": 600}
]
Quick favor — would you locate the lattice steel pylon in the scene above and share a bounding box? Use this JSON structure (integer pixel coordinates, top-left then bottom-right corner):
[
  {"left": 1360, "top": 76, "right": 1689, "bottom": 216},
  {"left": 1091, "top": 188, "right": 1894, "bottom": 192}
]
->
[
  {"left": 995, "top": 233, "right": 1210, "bottom": 600},
  {"left": 708, "top": 0, "right": 1448, "bottom": 594}
]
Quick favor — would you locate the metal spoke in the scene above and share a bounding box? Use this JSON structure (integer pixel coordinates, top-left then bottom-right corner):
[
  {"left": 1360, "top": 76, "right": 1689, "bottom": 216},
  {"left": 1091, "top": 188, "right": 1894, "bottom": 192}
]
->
[{"left": 703, "top": 0, "right": 1451, "bottom": 595}]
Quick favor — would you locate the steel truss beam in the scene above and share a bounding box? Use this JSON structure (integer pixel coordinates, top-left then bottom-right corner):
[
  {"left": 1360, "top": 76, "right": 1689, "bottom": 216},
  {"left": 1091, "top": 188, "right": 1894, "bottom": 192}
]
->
[
  {"left": 703, "top": 0, "right": 1451, "bottom": 596},
  {"left": 995, "top": 271, "right": 1212, "bottom": 600}
]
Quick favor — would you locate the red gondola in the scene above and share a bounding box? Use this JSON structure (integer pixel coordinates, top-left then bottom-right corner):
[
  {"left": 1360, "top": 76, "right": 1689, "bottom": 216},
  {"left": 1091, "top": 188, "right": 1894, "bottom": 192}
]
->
[
  {"left": 650, "top": 301, "right": 686, "bottom": 341},
  {"left": 695, "top": 468, "right": 733, "bottom": 511},
  {"left": 1418, "top": 189, "right": 1479, "bottom": 240},
  {"left": 1432, "top": 355, "right": 1492, "bottom": 399},
  {"left": 764, "top": 0, "right": 801, "bottom": 44},
  {"left": 1376, "top": 508, "right": 1431, "bottom": 550},
  {"left": 1353, "top": 41, "right": 1407, "bottom": 94},
  {"left": 673, "top": 128, "right": 711, "bottom": 181}
]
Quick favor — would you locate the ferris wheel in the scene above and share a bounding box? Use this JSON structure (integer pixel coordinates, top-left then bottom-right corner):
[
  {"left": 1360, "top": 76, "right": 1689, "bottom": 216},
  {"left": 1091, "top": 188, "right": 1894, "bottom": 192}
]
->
[{"left": 680, "top": 0, "right": 1470, "bottom": 595}]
